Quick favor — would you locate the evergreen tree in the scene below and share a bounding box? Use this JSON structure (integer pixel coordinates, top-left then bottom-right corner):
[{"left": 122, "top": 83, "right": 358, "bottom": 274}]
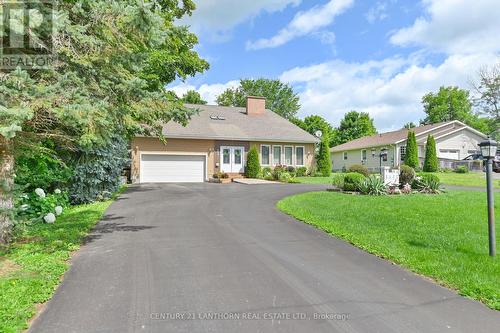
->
[
  {"left": 404, "top": 131, "right": 419, "bottom": 169},
  {"left": 423, "top": 135, "right": 438, "bottom": 172},
  {"left": 245, "top": 146, "right": 261, "bottom": 178},
  {"left": 316, "top": 131, "right": 332, "bottom": 177}
]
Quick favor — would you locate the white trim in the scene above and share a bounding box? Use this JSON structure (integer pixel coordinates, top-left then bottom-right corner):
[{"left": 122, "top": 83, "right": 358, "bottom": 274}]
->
[
  {"left": 433, "top": 126, "right": 488, "bottom": 141},
  {"left": 295, "top": 146, "right": 305, "bottom": 166},
  {"left": 284, "top": 145, "right": 294, "bottom": 166},
  {"left": 260, "top": 144, "right": 271, "bottom": 166},
  {"left": 272, "top": 145, "right": 283, "bottom": 166},
  {"left": 139, "top": 151, "right": 208, "bottom": 183}
]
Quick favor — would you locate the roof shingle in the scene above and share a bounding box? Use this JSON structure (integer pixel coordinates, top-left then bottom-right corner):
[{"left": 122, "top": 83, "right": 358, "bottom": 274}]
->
[{"left": 162, "top": 104, "right": 318, "bottom": 143}]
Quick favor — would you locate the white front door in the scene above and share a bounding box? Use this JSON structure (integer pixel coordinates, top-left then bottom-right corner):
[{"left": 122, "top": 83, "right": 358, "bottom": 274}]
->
[{"left": 220, "top": 146, "right": 245, "bottom": 173}]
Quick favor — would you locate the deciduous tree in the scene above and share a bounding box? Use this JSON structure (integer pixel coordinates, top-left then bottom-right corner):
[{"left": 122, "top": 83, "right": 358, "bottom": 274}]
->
[
  {"left": 335, "top": 111, "right": 376, "bottom": 145},
  {"left": 216, "top": 79, "right": 300, "bottom": 120}
]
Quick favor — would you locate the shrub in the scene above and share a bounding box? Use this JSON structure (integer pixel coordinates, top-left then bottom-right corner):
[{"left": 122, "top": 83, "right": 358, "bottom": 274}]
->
[
  {"left": 399, "top": 165, "right": 416, "bottom": 187},
  {"left": 423, "top": 135, "right": 438, "bottom": 172},
  {"left": 213, "top": 172, "right": 229, "bottom": 179},
  {"left": 272, "top": 165, "right": 287, "bottom": 180},
  {"left": 278, "top": 172, "right": 292, "bottom": 183},
  {"left": 358, "top": 175, "right": 386, "bottom": 195},
  {"left": 262, "top": 167, "right": 273, "bottom": 179},
  {"left": 69, "top": 137, "right": 129, "bottom": 204},
  {"left": 343, "top": 173, "right": 365, "bottom": 192},
  {"left": 286, "top": 166, "right": 297, "bottom": 177},
  {"left": 455, "top": 165, "right": 469, "bottom": 173},
  {"left": 316, "top": 132, "right": 332, "bottom": 177},
  {"left": 412, "top": 173, "right": 442, "bottom": 193},
  {"left": 14, "top": 142, "right": 73, "bottom": 193},
  {"left": 404, "top": 131, "right": 419, "bottom": 169},
  {"left": 347, "top": 164, "right": 369, "bottom": 177},
  {"left": 16, "top": 188, "right": 69, "bottom": 223},
  {"left": 245, "top": 146, "right": 261, "bottom": 178},
  {"left": 296, "top": 166, "right": 307, "bottom": 177},
  {"left": 331, "top": 173, "right": 345, "bottom": 189}
]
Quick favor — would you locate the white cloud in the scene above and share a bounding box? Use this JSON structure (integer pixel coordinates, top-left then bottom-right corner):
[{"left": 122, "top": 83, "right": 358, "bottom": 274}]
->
[
  {"left": 168, "top": 80, "right": 240, "bottom": 105},
  {"left": 365, "top": 1, "right": 389, "bottom": 24},
  {"left": 181, "top": 0, "right": 301, "bottom": 41},
  {"left": 246, "top": 0, "right": 354, "bottom": 50},
  {"left": 280, "top": 53, "right": 499, "bottom": 131},
  {"left": 390, "top": 0, "right": 500, "bottom": 54}
]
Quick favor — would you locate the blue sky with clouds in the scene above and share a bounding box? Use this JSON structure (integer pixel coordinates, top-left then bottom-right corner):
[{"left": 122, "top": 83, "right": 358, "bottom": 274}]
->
[{"left": 170, "top": 0, "right": 500, "bottom": 131}]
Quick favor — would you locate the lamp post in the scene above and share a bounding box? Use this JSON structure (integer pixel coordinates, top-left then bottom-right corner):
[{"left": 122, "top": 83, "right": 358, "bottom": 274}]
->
[
  {"left": 379, "top": 148, "right": 388, "bottom": 174},
  {"left": 479, "top": 138, "right": 497, "bottom": 257}
]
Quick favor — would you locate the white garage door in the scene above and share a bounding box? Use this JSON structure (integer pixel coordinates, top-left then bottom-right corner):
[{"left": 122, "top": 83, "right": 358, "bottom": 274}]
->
[
  {"left": 140, "top": 154, "right": 205, "bottom": 183},
  {"left": 439, "top": 149, "right": 460, "bottom": 160}
]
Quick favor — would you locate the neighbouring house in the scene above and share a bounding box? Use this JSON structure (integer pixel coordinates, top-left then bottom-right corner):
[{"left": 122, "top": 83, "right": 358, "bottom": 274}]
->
[
  {"left": 131, "top": 96, "right": 318, "bottom": 183},
  {"left": 331, "top": 121, "right": 488, "bottom": 172}
]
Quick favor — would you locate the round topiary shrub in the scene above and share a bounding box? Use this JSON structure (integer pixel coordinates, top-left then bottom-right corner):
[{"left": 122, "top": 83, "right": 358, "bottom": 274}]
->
[
  {"left": 399, "top": 165, "right": 416, "bottom": 186},
  {"left": 343, "top": 172, "right": 366, "bottom": 192},
  {"left": 245, "top": 146, "right": 261, "bottom": 178},
  {"left": 347, "top": 164, "right": 369, "bottom": 177}
]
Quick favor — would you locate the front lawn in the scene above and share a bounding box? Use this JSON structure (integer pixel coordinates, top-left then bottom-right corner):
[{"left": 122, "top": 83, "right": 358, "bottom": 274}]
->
[
  {"left": 435, "top": 172, "right": 500, "bottom": 188},
  {"left": 296, "top": 172, "right": 500, "bottom": 188},
  {"left": 277, "top": 191, "right": 500, "bottom": 310},
  {"left": 0, "top": 200, "right": 113, "bottom": 333}
]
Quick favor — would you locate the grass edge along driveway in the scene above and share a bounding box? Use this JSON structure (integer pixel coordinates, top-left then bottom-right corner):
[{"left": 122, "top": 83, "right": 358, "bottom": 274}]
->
[
  {"left": 0, "top": 199, "right": 115, "bottom": 333},
  {"left": 277, "top": 190, "right": 500, "bottom": 310}
]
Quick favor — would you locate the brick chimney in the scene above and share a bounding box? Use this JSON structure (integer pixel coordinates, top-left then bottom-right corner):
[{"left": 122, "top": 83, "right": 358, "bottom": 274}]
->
[{"left": 246, "top": 96, "right": 266, "bottom": 116}]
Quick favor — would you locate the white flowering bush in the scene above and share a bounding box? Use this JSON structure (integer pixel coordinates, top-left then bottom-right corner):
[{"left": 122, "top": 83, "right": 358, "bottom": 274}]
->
[{"left": 16, "top": 188, "right": 69, "bottom": 223}]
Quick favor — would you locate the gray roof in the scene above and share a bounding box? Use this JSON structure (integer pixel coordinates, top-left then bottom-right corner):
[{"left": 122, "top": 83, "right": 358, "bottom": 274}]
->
[
  {"left": 161, "top": 104, "right": 318, "bottom": 143},
  {"left": 330, "top": 120, "right": 487, "bottom": 152}
]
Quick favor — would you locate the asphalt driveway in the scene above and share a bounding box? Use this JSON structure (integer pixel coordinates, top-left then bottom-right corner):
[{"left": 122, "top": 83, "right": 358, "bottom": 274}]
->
[{"left": 30, "top": 183, "right": 500, "bottom": 333}]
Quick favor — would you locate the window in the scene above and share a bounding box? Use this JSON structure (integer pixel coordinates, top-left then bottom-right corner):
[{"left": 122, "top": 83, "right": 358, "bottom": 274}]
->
[
  {"left": 261, "top": 145, "right": 270, "bottom": 165},
  {"left": 222, "top": 148, "right": 230, "bottom": 164},
  {"left": 234, "top": 149, "right": 241, "bottom": 164},
  {"left": 295, "top": 146, "right": 304, "bottom": 166},
  {"left": 361, "top": 149, "right": 367, "bottom": 161},
  {"left": 273, "top": 146, "right": 282, "bottom": 165},
  {"left": 400, "top": 146, "right": 406, "bottom": 161},
  {"left": 284, "top": 146, "right": 293, "bottom": 165},
  {"left": 343, "top": 152, "right": 348, "bottom": 160},
  {"left": 371, "top": 148, "right": 376, "bottom": 157}
]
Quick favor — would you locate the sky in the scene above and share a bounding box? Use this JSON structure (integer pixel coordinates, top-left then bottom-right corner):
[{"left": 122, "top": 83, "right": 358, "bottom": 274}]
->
[{"left": 168, "top": 0, "right": 500, "bottom": 132}]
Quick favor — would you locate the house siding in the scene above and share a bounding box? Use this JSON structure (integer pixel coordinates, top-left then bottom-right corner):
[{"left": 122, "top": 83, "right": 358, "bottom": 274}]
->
[
  {"left": 132, "top": 137, "right": 316, "bottom": 182},
  {"left": 435, "top": 129, "right": 483, "bottom": 159},
  {"left": 332, "top": 145, "right": 396, "bottom": 172}
]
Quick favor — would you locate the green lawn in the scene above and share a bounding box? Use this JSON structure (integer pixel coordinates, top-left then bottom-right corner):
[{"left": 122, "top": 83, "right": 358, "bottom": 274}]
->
[
  {"left": 296, "top": 172, "right": 500, "bottom": 188},
  {"left": 277, "top": 191, "right": 500, "bottom": 310},
  {"left": 0, "top": 200, "right": 113, "bottom": 333}
]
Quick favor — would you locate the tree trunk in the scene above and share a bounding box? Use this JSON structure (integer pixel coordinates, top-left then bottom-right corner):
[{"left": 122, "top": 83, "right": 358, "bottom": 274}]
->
[{"left": 0, "top": 135, "right": 14, "bottom": 244}]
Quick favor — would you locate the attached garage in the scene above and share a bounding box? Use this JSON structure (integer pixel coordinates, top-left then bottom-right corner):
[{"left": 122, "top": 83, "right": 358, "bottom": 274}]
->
[{"left": 140, "top": 154, "right": 206, "bottom": 183}]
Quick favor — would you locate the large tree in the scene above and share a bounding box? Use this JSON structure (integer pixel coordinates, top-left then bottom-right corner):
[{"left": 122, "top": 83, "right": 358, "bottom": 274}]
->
[
  {"left": 181, "top": 90, "right": 207, "bottom": 105},
  {"left": 421, "top": 86, "right": 489, "bottom": 133},
  {"left": 335, "top": 111, "right": 377, "bottom": 145},
  {"left": 0, "top": 0, "right": 208, "bottom": 243},
  {"left": 471, "top": 64, "right": 500, "bottom": 138},
  {"left": 292, "top": 115, "right": 336, "bottom": 147},
  {"left": 216, "top": 79, "right": 300, "bottom": 120}
]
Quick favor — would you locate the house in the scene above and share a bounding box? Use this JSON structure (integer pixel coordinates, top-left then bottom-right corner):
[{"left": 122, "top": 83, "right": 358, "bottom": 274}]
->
[
  {"left": 131, "top": 96, "right": 318, "bottom": 183},
  {"left": 330, "top": 121, "right": 488, "bottom": 172}
]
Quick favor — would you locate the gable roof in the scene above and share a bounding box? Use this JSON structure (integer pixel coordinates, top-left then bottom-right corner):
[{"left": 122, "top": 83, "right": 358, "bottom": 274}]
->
[
  {"left": 161, "top": 104, "right": 319, "bottom": 143},
  {"left": 330, "top": 121, "right": 487, "bottom": 152}
]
